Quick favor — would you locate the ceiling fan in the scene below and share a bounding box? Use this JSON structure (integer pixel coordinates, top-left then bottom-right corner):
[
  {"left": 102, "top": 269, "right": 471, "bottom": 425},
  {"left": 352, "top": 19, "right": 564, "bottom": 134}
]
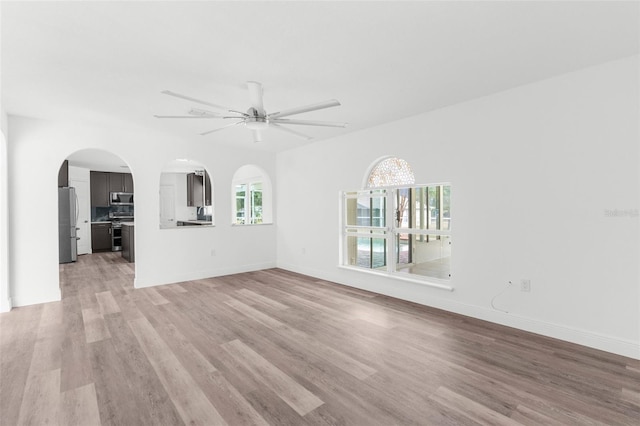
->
[{"left": 154, "top": 81, "right": 348, "bottom": 143}]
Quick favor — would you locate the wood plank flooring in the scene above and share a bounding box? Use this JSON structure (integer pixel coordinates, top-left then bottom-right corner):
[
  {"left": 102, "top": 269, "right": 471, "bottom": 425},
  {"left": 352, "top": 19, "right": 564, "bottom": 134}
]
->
[{"left": 1, "top": 252, "right": 638, "bottom": 425}]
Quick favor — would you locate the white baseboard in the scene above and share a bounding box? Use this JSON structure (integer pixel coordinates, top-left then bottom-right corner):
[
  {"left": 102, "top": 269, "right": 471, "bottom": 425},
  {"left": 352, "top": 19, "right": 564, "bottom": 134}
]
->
[
  {"left": 11, "top": 289, "right": 61, "bottom": 309},
  {"left": 0, "top": 296, "right": 12, "bottom": 313},
  {"left": 134, "top": 261, "right": 277, "bottom": 289},
  {"left": 277, "top": 262, "right": 640, "bottom": 360}
]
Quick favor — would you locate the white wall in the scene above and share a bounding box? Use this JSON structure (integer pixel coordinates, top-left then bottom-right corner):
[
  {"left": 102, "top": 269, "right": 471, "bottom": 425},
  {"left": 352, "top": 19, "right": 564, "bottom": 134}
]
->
[
  {"left": 0, "top": 110, "right": 11, "bottom": 312},
  {"left": 7, "top": 117, "right": 277, "bottom": 305},
  {"left": 276, "top": 56, "right": 640, "bottom": 358}
]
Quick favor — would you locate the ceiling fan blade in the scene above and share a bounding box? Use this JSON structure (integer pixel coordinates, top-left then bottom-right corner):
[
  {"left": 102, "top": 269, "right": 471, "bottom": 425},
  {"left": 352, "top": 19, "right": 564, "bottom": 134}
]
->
[
  {"left": 268, "top": 99, "right": 341, "bottom": 119},
  {"left": 247, "top": 81, "right": 265, "bottom": 115},
  {"left": 271, "top": 118, "right": 348, "bottom": 128},
  {"left": 188, "top": 108, "right": 220, "bottom": 117},
  {"left": 227, "top": 110, "right": 250, "bottom": 117},
  {"left": 199, "top": 121, "right": 244, "bottom": 136},
  {"left": 154, "top": 115, "right": 220, "bottom": 119},
  {"left": 155, "top": 107, "right": 221, "bottom": 119},
  {"left": 270, "top": 123, "right": 313, "bottom": 140},
  {"left": 252, "top": 129, "right": 262, "bottom": 143},
  {"left": 161, "top": 90, "right": 231, "bottom": 111}
]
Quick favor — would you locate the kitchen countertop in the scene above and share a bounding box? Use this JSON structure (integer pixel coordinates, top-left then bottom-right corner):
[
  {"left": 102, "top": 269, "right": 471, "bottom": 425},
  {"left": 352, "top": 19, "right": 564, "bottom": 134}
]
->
[
  {"left": 121, "top": 222, "right": 135, "bottom": 227},
  {"left": 91, "top": 221, "right": 111, "bottom": 224},
  {"left": 178, "top": 220, "right": 212, "bottom": 226}
]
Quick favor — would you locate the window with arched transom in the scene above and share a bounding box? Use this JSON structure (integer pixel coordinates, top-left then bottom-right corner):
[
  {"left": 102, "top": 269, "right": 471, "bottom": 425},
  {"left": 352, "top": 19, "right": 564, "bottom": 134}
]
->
[{"left": 341, "top": 157, "right": 452, "bottom": 289}]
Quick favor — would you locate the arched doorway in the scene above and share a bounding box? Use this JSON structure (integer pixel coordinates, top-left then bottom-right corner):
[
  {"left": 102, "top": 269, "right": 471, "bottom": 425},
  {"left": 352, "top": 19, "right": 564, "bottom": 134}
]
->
[{"left": 58, "top": 149, "right": 136, "bottom": 294}]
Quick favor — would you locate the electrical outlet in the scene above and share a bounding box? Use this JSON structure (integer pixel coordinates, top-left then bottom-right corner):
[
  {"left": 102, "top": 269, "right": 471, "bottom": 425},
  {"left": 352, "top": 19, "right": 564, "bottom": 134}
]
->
[
  {"left": 520, "top": 279, "right": 531, "bottom": 292},
  {"left": 301, "top": 247, "right": 306, "bottom": 255},
  {"left": 210, "top": 249, "right": 216, "bottom": 257}
]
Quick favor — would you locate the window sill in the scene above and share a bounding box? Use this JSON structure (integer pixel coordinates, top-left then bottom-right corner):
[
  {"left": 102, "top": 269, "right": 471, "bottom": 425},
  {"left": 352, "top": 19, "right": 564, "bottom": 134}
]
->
[
  {"left": 160, "top": 224, "right": 215, "bottom": 229},
  {"left": 337, "top": 265, "right": 454, "bottom": 292},
  {"left": 231, "top": 222, "right": 274, "bottom": 227}
]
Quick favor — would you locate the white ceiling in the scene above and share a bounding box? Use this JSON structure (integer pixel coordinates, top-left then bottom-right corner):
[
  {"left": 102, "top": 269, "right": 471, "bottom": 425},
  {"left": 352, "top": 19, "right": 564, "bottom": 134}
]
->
[{"left": 2, "top": 1, "right": 638, "bottom": 154}]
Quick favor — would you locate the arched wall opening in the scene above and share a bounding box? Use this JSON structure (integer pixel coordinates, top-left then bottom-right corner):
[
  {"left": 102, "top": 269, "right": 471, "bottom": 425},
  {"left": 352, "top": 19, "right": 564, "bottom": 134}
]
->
[
  {"left": 159, "top": 159, "right": 214, "bottom": 229},
  {"left": 58, "top": 149, "right": 136, "bottom": 291}
]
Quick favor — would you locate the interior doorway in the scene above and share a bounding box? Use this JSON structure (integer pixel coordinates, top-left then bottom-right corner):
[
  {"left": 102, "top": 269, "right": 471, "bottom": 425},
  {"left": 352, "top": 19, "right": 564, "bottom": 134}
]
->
[{"left": 57, "top": 149, "right": 136, "bottom": 294}]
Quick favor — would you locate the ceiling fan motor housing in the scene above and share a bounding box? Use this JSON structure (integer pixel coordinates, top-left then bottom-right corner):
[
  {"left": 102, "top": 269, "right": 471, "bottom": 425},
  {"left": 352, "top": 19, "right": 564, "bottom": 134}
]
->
[{"left": 245, "top": 107, "right": 269, "bottom": 130}]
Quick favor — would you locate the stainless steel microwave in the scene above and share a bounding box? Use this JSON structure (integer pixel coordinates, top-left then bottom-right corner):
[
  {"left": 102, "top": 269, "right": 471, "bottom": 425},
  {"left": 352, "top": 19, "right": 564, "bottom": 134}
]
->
[{"left": 110, "top": 192, "right": 134, "bottom": 206}]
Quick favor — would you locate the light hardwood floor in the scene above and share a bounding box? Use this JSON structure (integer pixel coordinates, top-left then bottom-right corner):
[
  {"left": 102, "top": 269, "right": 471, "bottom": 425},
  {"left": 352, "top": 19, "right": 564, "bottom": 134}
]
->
[{"left": 1, "top": 252, "right": 638, "bottom": 425}]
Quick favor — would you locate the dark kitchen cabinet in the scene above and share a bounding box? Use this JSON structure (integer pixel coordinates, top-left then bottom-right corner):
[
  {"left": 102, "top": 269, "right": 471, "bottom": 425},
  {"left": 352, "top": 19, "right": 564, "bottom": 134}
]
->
[
  {"left": 108, "top": 172, "right": 134, "bottom": 192},
  {"left": 204, "top": 172, "right": 211, "bottom": 206},
  {"left": 187, "top": 171, "right": 211, "bottom": 207},
  {"left": 109, "top": 173, "right": 125, "bottom": 192},
  {"left": 91, "top": 172, "right": 134, "bottom": 208},
  {"left": 90, "top": 172, "right": 110, "bottom": 207},
  {"left": 58, "top": 160, "right": 68, "bottom": 187},
  {"left": 91, "top": 223, "right": 112, "bottom": 252},
  {"left": 122, "top": 224, "right": 135, "bottom": 262},
  {"left": 187, "top": 173, "right": 203, "bottom": 207},
  {"left": 123, "top": 173, "right": 134, "bottom": 192}
]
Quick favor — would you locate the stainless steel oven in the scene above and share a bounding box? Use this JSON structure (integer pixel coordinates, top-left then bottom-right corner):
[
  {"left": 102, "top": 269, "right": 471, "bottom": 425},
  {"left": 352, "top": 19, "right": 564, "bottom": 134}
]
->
[
  {"left": 109, "top": 212, "right": 133, "bottom": 252},
  {"left": 111, "top": 222, "right": 123, "bottom": 251}
]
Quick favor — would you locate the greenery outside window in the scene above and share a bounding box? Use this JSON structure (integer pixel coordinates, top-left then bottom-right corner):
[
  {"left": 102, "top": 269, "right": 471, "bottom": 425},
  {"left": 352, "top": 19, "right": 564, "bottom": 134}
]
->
[
  {"left": 394, "top": 184, "right": 451, "bottom": 280},
  {"left": 235, "top": 181, "right": 263, "bottom": 224},
  {"left": 343, "top": 190, "right": 388, "bottom": 269}
]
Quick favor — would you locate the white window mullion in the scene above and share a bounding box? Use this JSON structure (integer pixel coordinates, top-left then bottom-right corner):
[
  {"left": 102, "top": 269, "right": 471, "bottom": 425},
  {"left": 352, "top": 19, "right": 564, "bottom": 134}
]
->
[{"left": 387, "top": 189, "right": 397, "bottom": 274}]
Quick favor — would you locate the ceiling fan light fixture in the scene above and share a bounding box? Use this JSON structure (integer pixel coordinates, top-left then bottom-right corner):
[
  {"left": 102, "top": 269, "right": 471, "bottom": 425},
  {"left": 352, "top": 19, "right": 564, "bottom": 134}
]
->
[{"left": 244, "top": 117, "right": 269, "bottom": 130}]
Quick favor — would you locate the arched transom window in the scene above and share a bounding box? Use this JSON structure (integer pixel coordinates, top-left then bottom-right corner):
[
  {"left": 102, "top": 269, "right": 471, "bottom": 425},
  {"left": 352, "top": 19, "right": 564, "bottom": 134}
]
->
[{"left": 366, "top": 157, "right": 415, "bottom": 188}]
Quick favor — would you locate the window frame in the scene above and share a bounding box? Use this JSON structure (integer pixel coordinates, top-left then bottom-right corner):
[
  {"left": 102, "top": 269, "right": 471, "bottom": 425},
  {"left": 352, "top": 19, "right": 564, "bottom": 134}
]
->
[
  {"left": 339, "top": 183, "right": 453, "bottom": 291},
  {"left": 234, "top": 180, "right": 263, "bottom": 225},
  {"left": 342, "top": 189, "right": 389, "bottom": 270}
]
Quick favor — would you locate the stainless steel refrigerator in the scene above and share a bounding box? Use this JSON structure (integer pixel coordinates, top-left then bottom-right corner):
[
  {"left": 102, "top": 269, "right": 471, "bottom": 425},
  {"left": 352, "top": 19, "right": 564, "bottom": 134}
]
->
[{"left": 58, "top": 187, "right": 78, "bottom": 263}]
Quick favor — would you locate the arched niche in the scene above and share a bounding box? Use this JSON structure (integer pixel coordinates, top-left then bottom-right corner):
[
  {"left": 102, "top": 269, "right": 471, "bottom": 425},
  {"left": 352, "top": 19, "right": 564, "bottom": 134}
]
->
[
  {"left": 231, "top": 164, "right": 273, "bottom": 225},
  {"left": 159, "top": 159, "right": 214, "bottom": 229}
]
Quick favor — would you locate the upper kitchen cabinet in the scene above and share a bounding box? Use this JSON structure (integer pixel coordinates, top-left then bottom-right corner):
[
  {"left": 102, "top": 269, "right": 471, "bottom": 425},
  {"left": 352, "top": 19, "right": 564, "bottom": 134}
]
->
[
  {"left": 109, "top": 173, "right": 134, "bottom": 193},
  {"left": 187, "top": 171, "right": 211, "bottom": 207},
  {"left": 58, "top": 160, "right": 69, "bottom": 187},
  {"left": 91, "top": 171, "right": 134, "bottom": 208},
  {"left": 204, "top": 172, "right": 211, "bottom": 206},
  {"left": 90, "top": 171, "right": 110, "bottom": 207},
  {"left": 123, "top": 173, "right": 134, "bottom": 192}
]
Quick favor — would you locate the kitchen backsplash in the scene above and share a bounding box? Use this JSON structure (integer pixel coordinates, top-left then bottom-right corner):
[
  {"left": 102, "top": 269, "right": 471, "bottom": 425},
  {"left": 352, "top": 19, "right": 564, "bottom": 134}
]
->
[{"left": 92, "top": 206, "right": 134, "bottom": 222}]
